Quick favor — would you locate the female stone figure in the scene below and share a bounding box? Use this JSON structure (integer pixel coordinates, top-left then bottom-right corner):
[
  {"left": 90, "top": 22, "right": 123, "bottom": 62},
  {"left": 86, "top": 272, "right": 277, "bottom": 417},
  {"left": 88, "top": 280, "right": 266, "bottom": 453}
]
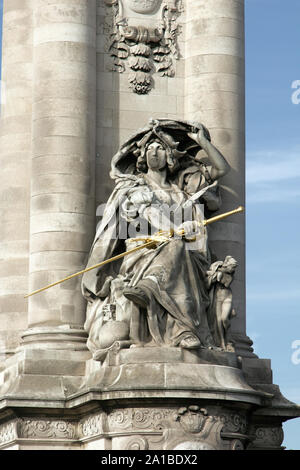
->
[{"left": 82, "top": 119, "right": 230, "bottom": 358}]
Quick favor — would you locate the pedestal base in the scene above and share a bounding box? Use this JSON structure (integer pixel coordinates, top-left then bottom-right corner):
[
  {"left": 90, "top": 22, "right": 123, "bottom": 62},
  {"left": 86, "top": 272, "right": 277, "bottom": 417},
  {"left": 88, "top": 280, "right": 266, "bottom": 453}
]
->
[
  {"left": 0, "top": 346, "right": 299, "bottom": 450},
  {"left": 20, "top": 326, "right": 89, "bottom": 351}
]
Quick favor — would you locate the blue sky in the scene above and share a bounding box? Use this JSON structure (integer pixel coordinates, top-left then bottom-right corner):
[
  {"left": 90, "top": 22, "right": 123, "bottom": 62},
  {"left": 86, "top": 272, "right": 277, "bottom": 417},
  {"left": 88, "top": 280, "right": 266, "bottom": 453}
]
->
[
  {"left": 0, "top": 0, "right": 299, "bottom": 450},
  {"left": 246, "top": 0, "right": 300, "bottom": 450},
  {"left": 0, "top": 0, "right": 3, "bottom": 77},
  {"left": 0, "top": 1, "right": 2, "bottom": 78}
]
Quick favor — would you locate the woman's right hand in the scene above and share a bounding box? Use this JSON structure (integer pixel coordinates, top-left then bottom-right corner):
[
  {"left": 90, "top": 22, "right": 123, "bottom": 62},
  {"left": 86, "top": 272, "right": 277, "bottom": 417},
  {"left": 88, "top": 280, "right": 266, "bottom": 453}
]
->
[{"left": 177, "top": 221, "right": 201, "bottom": 240}]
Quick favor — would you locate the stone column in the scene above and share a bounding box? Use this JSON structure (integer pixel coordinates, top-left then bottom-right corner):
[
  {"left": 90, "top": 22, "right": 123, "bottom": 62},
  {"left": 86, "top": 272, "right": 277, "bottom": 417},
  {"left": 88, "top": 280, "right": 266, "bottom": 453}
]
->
[
  {"left": 0, "top": 0, "right": 33, "bottom": 362},
  {"left": 184, "top": 0, "right": 253, "bottom": 356},
  {"left": 22, "top": 0, "right": 97, "bottom": 350}
]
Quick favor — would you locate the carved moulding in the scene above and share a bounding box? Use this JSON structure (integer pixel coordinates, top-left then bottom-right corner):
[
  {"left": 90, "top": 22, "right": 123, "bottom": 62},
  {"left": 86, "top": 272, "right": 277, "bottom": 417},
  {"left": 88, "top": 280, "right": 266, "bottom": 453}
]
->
[
  {"left": 247, "top": 424, "right": 285, "bottom": 450},
  {"left": 0, "top": 407, "right": 272, "bottom": 450},
  {"left": 0, "top": 418, "right": 77, "bottom": 449},
  {"left": 0, "top": 421, "right": 17, "bottom": 446},
  {"left": 102, "top": 405, "right": 249, "bottom": 450},
  {"left": 79, "top": 413, "right": 105, "bottom": 440},
  {"left": 219, "top": 410, "right": 250, "bottom": 451},
  {"left": 20, "top": 419, "right": 76, "bottom": 440},
  {"left": 103, "top": 0, "right": 183, "bottom": 94}
]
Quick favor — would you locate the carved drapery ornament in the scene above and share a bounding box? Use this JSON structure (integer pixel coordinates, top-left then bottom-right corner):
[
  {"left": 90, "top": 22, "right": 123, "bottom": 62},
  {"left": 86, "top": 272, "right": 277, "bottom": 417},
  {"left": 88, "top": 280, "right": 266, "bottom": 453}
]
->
[{"left": 104, "top": 0, "right": 183, "bottom": 93}]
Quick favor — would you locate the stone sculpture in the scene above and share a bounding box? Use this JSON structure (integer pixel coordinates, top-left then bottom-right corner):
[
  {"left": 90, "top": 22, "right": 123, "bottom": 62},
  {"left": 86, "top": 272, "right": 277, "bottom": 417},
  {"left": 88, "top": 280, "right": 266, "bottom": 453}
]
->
[
  {"left": 206, "top": 256, "right": 238, "bottom": 351},
  {"left": 0, "top": 0, "right": 298, "bottom": 452},
  {"left": 82, "top": 119, "right": 239, "bottom": 360},
  {"left": 104, "top": 0, "right": 183, "bottom": 93}
]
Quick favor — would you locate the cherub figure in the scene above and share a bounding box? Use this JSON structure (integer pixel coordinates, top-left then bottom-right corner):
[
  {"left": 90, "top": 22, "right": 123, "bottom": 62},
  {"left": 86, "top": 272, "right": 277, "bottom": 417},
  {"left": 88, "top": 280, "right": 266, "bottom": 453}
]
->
[{"left": 206, "top": 256, "right": 238, "bottom": 351}]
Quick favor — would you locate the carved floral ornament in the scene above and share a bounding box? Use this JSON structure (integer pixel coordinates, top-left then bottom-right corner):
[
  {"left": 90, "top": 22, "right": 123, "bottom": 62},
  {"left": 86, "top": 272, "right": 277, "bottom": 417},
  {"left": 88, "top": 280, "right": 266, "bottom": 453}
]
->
[{"left": 104, "top": 0, "right": 183, "bottom": 94}]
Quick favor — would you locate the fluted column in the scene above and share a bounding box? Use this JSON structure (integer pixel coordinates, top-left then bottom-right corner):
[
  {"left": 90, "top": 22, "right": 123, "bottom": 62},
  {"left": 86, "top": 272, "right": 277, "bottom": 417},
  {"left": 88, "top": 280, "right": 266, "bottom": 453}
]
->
[
  {"left": 0, "top": 0, "right": 33, "bottom": 361},
  {"left": 184, "top": 0, "right": 252, "bottom": 356},
  {"left": 22, "top": 0, "right": 97, "bottom": 350}
]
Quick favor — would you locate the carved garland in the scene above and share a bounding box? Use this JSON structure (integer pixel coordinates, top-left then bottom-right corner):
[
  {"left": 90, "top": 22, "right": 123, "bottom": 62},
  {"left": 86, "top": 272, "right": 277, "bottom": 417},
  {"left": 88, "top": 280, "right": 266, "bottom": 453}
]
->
[{"left": 104, "top": 0, "right": 183, "bottom": 94}]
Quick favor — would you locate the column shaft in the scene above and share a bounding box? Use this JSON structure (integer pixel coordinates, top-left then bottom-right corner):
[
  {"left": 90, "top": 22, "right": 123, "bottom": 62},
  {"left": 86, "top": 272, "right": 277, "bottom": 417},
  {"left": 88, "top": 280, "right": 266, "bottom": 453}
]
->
[
  {"left": 23, "top": 0, "right": 97, "bottom": 350},
  {"left": 0, "top": 0, "right": 33, "bottom": 361},
  {"left": 184, "top": 0, "right": 251, "bottom": 355}
]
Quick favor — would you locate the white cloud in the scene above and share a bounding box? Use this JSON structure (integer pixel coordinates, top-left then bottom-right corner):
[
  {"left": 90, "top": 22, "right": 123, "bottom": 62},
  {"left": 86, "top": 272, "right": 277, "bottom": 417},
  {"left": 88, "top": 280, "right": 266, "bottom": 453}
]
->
[
  {"left": 247, "top": 149, "right": 300, "bottom": 184},
  {"left": 246, "top": 147, "right": 300, "bottom": 203},
  {"left": 247, "top": 289, "right": 300, "bottom": 302},
  {"left": 247, "top": 186, "right": 300, "bottom": 203}
]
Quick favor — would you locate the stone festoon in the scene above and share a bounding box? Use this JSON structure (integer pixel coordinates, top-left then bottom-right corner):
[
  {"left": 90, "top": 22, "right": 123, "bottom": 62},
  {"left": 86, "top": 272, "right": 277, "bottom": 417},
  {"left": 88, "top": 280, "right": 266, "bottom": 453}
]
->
[{"left": 0, "top": 0, "right": 299, "bottom": 451}]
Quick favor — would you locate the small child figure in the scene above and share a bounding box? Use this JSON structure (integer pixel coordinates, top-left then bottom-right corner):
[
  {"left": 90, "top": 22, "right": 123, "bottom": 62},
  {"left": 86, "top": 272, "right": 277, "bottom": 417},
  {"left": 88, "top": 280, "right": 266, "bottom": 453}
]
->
[{"left": 206, "top": 256, "right": 238, "bottom": 351}]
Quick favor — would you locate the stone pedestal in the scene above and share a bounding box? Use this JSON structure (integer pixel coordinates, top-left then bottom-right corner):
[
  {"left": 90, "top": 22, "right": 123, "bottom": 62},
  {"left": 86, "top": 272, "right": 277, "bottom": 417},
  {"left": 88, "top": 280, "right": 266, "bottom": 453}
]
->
[{"left": 0, "top": 346, "right": 298, "bottom": 450}]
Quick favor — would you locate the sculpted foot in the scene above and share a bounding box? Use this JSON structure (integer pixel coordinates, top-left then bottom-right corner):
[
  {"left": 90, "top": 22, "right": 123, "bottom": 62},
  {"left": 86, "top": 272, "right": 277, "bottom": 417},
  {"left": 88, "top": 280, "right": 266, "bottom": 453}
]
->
[
  {"left": 179, "top": 335, "right": 201, "bottom": 350},
  {"left": 123, "top": 287, "right": 149, "bottom": 308}
]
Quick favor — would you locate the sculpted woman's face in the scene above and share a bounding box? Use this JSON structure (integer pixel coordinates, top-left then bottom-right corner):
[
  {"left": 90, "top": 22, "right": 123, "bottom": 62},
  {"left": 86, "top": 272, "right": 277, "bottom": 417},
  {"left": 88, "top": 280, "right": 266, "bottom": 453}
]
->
[{"left": 146, "top": 141, "right": 167, "bottom": 171}]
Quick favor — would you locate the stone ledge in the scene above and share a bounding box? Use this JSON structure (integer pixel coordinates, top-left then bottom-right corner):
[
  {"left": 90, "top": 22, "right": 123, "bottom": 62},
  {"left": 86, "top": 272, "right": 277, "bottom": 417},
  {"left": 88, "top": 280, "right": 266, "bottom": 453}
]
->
[
  {"left": 107, "top": 346, "right": 240, "bottom": 367},
  {"left": 0, "top": 346, "right": 270, "bottom": 410}
]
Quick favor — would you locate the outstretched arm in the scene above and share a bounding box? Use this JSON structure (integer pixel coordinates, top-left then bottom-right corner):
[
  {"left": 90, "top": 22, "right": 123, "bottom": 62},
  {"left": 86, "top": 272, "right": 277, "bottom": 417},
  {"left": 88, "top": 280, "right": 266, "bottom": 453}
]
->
[{"left": 188, "top": 125, "right": 230, "bottom": 181}]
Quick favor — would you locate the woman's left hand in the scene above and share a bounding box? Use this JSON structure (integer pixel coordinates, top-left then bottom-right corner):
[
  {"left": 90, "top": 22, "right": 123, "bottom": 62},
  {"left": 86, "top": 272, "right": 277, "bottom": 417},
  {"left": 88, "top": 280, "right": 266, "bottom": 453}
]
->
[{"left": 188, "top": 124, "right": 208, "bottom": 148}]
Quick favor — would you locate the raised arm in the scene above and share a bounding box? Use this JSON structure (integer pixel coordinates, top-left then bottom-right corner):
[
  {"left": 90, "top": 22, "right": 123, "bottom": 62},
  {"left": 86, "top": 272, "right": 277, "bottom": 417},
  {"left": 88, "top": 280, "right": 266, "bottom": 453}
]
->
[{"left": 188, "top": 125, "right": 230, "bottom": 181}]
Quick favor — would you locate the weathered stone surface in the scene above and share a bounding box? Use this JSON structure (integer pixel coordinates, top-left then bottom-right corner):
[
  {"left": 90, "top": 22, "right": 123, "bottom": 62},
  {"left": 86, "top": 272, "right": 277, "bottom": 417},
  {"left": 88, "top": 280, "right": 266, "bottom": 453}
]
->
[
  {"left": 0, "top": 0, "right": 299, "bottom": 452},
  {"left": 0, "top": 0, "right": 33, "bottom": 359},
  {"left": 0, "top": 0, "right": 96, "bottom": 353},
  {"left": 0, "top": 399, "right": 274, "bottom": 451}
]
